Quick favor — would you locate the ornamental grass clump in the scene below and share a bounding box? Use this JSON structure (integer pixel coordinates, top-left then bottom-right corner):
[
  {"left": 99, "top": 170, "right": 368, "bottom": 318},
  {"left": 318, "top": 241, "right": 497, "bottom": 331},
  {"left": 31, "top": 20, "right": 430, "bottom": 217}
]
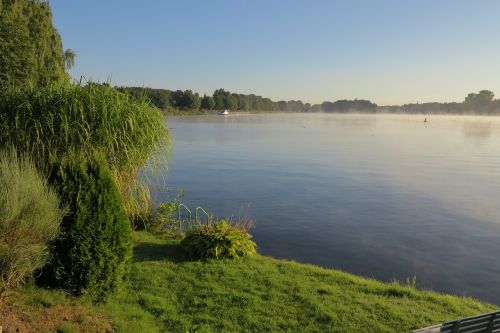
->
[
  {"left": 46, "top": 152, "right": 131, "bottom": 302},
  {"left": 0, "top": 148, "right": 64, "bottom": 295},
  {"left": 0, "top": 82, "right": 170, "bottom": 201},
  {"left": 181, "top": 219, "right": 257, "bottom": 259}
]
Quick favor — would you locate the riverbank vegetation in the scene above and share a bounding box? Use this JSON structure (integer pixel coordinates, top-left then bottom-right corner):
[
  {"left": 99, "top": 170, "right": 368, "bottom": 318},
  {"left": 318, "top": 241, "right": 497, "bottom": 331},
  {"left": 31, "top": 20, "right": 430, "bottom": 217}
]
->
[
  {"left": 1, "top": 231, "right": 496, "bottom": 332},
  {"left": 119, "top": 85, "right": 500, "bottom": 115},
  {"left": 0, "top": 149, "right": 64, "bottom": 295},
  {"left": 1, "top": 1, "right": 498, "bottom": 332},
  {"left": 1, "top": 0, "right": 169, "bottom": 309}
]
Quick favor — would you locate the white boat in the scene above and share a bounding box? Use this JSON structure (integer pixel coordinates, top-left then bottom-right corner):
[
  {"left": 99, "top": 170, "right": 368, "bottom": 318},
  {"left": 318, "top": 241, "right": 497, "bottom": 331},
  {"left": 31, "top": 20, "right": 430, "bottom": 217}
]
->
[{"left": 219, "top": 109, "right": 230, "bottom": 115}]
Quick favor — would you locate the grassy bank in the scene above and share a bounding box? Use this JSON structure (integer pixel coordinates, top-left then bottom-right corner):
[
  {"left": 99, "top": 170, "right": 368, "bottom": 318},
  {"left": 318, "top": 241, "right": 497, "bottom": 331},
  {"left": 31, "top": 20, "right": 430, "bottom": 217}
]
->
[{"left": 1, "top": 231, "right": 496, "bottom": 332}]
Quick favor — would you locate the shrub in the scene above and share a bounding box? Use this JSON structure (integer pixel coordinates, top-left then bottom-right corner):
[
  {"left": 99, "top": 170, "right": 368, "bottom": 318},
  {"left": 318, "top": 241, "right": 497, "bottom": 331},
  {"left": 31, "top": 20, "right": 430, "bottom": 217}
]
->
[
  {"left": 47, "top": 152, "right": 131, "bottom": 301},
  {"left": 0, "top": 82, "right": 170, "bottom": 202},
  {"left": 181, "top": 219, "right": 257, "bottom": 259},
  {"left": 0, "top": 148, "right": 63, "bottom": 294},
  {"left": 150, "top": 189, "right": 185, "bottom": 232}
]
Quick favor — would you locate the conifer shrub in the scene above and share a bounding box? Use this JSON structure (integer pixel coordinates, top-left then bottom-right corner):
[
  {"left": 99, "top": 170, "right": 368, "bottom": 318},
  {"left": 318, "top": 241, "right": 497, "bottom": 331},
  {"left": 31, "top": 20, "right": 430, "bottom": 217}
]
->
[
  {"left": 181, "top": 219, "right": 257, "bottom": 259},
  {"left": 0, "top": 148, "right": 63, "bottom": 295},
  {"left": 47, "top": 152, "right": 131, "bottom": 301}
]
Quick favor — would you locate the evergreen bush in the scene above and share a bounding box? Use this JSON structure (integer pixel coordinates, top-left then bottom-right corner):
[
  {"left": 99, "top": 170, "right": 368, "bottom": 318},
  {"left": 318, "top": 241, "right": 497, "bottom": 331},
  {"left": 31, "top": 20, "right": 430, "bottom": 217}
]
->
[{"left": 47, "top": 152, "right": 131, "bottom": 301}]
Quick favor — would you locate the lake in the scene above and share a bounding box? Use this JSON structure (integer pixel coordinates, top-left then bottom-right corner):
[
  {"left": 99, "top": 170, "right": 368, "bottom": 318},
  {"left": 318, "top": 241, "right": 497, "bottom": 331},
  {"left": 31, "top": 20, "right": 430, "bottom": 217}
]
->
[{"left": 153, "top": 113, "right": 500, "bottom": 304}]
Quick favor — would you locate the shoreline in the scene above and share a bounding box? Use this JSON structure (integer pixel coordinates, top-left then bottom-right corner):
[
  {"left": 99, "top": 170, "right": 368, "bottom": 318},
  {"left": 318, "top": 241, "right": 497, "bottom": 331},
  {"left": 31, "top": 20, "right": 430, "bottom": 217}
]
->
[{"left": 3, "top": 231, "right": 497, "bottom": 332}]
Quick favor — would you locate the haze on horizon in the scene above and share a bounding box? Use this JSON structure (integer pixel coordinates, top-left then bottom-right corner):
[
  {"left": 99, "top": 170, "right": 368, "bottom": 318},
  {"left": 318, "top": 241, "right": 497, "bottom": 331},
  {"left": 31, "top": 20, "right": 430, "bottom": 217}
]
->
[{"left": 50, "top": 0, "right": 500, "bottom": 105}]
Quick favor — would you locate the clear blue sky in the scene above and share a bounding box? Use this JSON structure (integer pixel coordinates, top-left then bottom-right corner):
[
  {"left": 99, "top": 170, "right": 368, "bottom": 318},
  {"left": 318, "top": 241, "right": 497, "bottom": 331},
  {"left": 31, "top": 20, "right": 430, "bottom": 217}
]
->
[{"left": 50, "top": 0, "right": 500, "bottom": 105}]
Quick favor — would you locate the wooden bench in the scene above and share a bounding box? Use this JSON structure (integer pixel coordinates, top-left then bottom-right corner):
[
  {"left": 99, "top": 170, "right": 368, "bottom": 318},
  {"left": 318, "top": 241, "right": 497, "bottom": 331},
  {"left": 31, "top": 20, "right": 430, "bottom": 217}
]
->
[{"left": 412, "top": 311, "right": 500, "bottom": 333}]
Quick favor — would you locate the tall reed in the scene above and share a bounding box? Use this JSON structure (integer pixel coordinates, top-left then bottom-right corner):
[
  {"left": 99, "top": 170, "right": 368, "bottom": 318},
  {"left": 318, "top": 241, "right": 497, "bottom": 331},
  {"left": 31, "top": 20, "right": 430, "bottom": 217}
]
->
[{"left": 0, "top": 82, "right": 170, "bottom": 207}]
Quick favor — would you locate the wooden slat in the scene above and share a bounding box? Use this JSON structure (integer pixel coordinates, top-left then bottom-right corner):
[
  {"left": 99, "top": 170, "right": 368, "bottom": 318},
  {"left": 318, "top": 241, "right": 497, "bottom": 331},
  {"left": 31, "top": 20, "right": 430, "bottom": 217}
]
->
[
  {"left": 412, "top": 324, "right": 442, "bottom": 333},
  {"left": 413, "top": 311, "right": 500, "bottom": 333}
]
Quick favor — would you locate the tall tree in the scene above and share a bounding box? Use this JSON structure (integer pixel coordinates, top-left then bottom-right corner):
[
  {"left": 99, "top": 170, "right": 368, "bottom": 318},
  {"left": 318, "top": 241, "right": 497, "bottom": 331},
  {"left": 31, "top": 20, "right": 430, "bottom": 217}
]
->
[
  {"left": 464, "top": 90, "right": 495, "bottom": 112},
  {"left": 0, "top": 0, "right": 68, "bottom": 87},
  {"left": 200, "top": 94, "right": 215, "bottom": 110},
  {"left": 184, "top": 90, "right": 201, "bottom": 110}
]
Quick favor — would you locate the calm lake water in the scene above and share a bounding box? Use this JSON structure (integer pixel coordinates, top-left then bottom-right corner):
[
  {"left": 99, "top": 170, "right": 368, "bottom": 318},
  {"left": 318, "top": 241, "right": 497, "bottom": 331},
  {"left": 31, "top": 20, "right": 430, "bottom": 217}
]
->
[{"left": 153, "top": 113, "right": 500, "bottom": 304}]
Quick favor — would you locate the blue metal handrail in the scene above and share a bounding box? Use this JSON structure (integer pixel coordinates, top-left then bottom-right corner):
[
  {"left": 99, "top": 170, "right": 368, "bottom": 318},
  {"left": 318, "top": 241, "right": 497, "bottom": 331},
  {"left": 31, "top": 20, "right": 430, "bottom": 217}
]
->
[
  {"left": 177, "top": 203, "right": 192, "bottom": 230},
  {"left": 195, "top": 206, "right": 210, "bottom": 224}
]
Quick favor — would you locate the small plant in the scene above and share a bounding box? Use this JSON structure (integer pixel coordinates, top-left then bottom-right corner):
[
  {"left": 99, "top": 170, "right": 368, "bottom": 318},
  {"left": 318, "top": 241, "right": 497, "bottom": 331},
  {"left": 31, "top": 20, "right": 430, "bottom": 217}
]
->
[
  {"left": 46, "top": 152, "right": 131, "bottom": 301},
  {"left": 152, "top": 189, "right": 185, "bottom": 232},
  {"left": 0, "top": 148, "right": 64, "bottom": 295},
  {"left": 181, "top": 218, "right": 256, "bottom": 259},
  {"left": 56, "top": 323, "right": 77, "bottom": 333},
  {"left": 405, "top": 276, "right": 417, "bottom": 289}
]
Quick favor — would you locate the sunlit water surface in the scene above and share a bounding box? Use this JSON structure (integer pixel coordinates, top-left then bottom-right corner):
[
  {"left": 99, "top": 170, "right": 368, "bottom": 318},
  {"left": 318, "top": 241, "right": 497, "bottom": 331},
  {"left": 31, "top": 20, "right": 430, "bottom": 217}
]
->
[{"left": 151, "top": 113, "right": 500, "bottom": 304}]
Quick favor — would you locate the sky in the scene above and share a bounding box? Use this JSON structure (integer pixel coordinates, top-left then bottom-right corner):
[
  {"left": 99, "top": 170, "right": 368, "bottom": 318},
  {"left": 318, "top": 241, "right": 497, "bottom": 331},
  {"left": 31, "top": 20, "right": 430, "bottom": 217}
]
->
[{"left": 50, "top": 0, "right": 500, "bottom": 105}]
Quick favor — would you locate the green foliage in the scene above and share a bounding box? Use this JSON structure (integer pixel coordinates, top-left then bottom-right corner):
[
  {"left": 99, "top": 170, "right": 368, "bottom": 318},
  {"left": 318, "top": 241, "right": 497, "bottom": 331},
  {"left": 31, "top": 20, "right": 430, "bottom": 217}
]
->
[
  {"left": 181, "top": 219, "right": 256, "bottom": 259},
  {"left": 56, "top": 323, "right": 77, "bottom": 333},
  {"left": 200, "top": 94, "right": 216, "bottom": 110},
  {"left": 0, "top": 83, "right": 170, "bottom": 196},
  {"left": 151, "top": 189, "right": 185, "bottom": 232},
  {"left": 63, "top": 49, "right": 76, "bottom": 70},
  {"left": 155, "top": 202, "right": 179, "bottom": 228},
  {"left": 0, "top": 0, "right": 68, "bottom": 87},
  {"left": 117, "top": 86, "right": 173, "bottom": 110},
  {"left": 464, "top": 90, "right": 495, "bottom": 111},
  {"left": 0, "top": 148, "right": 63, "bottom": 293},
  {"left": 182, "top": 90, "right": 201, "bottom": 110},
  {"left": 316, "top": 99, "right": 378, "bottom": 113},
  {"left": 117, "top": 85, "right": 500, "bottom": 115},
  {"left": 125, "top": 182, "right": 154, "bottom": 230},
  {"left": 47, "top": 153, "right": 132, "bottom": 301}
]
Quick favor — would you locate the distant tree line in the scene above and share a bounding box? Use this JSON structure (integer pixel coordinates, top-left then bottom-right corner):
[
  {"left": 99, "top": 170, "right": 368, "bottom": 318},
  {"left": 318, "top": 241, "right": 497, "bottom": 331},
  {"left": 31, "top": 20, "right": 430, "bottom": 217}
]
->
[
  {"left": 311, "top": 99, "right": 377, "bottom": 113},
  {"left": 117, "top": 86, "right": 378, "bottom": 113},
  {"left": 117, "top": 86, "right": 500, "bottom": 115},
  {"left": 379, "top": 90, "right": 500, "bottom": 115}
]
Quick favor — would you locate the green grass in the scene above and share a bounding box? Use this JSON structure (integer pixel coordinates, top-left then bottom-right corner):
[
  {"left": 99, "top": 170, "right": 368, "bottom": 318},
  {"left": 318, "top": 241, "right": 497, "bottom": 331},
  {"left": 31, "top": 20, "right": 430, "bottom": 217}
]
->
[
  {"left": 7, "top": 231, "right": 497, "bottom": 332},
  {"left": 98, "top": 232, "right": 497, "bottom": 332}
]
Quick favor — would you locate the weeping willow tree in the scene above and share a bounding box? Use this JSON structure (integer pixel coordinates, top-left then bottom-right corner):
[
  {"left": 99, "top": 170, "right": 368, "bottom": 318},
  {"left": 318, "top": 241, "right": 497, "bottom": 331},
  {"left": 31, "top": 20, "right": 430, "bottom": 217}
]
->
[{"left": 0, "top": 0, "right": 69, "bottom": 87}]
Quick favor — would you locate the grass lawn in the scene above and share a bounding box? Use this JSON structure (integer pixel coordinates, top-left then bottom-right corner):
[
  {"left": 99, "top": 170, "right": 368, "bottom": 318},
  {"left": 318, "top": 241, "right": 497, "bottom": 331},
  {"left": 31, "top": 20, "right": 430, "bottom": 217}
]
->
[{"left": 1, "top": 231, "right": 497, "bottom": 332}]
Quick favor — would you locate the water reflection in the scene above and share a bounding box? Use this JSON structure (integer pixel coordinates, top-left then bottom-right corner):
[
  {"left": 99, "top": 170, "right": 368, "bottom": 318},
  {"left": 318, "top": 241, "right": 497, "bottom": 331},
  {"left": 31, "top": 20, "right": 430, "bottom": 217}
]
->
[{"left": 462, "top": 120, "right": 492, "bottom": 143}]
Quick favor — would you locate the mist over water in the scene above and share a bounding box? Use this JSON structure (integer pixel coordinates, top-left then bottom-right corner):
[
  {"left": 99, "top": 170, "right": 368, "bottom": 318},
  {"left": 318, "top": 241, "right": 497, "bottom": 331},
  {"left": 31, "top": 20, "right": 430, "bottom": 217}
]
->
[{"left": 152, "top": 113, "right": 500, "bottom": 304}]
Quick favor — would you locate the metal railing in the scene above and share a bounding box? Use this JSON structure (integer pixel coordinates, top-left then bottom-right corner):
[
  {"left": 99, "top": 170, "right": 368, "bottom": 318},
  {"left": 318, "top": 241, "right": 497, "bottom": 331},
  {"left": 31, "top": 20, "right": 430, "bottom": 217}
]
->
[
  {"left": 195, "top": 206, "right": 209, "bottom": 224},
  {"left": 177, "top": 203, "right": 192, "bottom": 230},
  {"left": 175, "top": 203, "right": 210, "bottom": 230}
]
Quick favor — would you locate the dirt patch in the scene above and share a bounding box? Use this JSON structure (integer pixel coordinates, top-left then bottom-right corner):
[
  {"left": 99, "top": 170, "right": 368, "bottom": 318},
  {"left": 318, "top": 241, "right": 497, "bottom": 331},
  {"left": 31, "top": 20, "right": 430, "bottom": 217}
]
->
[{"left": 0, "top": 297, "right": 112, "bottom": 333}]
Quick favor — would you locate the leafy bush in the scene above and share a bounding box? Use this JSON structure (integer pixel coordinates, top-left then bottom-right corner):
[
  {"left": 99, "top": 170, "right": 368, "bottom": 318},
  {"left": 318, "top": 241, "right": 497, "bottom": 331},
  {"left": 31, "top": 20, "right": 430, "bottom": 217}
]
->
[
  {"left": 47, "top": 152, "right": 131, "bottom": 301},
  {"left": 150, "top": 189, "right": 185, "bottom": 232},
  {"left": 0, "top": 82, "right": 170, "bottom": 202},
  {"left": 0, "top": 148, "right": 63, "bottom": 294},
  {"left": 181, "top": 219, "right": 256, "bottom": 259}
]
